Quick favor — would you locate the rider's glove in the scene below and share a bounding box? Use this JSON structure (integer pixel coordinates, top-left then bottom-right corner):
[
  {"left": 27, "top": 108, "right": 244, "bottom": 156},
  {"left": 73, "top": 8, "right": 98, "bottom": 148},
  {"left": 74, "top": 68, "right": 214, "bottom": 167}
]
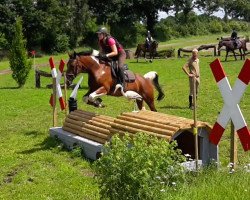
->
[{"left": 99, "top": 53, "right": 108, "bottom": 60}]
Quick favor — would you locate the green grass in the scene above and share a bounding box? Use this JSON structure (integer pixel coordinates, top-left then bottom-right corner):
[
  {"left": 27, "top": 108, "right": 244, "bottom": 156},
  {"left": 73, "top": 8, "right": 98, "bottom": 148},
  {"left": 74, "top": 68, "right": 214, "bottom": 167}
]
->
[{"left": 0, "top": 34, "right": 250, "bottom": 199}]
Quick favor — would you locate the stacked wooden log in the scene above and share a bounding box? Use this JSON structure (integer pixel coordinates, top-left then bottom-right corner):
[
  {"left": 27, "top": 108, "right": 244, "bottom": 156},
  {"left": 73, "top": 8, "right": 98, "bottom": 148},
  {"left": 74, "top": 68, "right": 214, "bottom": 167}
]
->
[
  {"left": 62, "top": 109, "right": 212, "bottom": 144},
  {"left": 62, "top": 110, "right": 115, "bottom": 144}
]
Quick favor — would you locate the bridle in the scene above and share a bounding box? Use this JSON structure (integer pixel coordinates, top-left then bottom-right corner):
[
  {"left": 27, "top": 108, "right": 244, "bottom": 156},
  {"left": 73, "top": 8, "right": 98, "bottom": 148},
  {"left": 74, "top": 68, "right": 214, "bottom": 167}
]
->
[{"left": 67, "top": 57, "right": 83, "bottom": 80}]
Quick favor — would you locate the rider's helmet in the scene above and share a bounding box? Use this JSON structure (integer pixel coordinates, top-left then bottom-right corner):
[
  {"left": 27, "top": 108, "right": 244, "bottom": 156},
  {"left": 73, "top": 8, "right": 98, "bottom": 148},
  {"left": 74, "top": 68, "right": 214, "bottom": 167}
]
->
[{"left": 96, "top": 27, "right": 108, "bottom": 35}]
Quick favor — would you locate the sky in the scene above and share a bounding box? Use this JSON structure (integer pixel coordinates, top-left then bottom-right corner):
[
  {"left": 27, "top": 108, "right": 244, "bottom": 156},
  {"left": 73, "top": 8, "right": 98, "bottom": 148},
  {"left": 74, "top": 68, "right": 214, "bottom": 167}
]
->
[{"left": 158, "top": 8, "right": 225, "bottom": 20}]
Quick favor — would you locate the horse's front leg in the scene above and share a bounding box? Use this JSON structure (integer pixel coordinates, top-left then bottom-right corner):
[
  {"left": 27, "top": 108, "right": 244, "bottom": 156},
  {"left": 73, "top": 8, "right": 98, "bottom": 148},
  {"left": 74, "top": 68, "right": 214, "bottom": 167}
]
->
[
  {"left": 88, "top": 86, "right": 108, "bottom": 107},
  {"left": 232, "top": 50, "right": 237, "bottom": 61}
]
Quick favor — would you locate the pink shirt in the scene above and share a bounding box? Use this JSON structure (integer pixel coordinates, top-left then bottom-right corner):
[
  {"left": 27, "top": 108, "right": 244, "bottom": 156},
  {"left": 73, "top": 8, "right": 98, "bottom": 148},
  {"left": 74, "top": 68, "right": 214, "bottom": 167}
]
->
[{"left": 107, "top": 38, "right": 123, "bottom": 52}]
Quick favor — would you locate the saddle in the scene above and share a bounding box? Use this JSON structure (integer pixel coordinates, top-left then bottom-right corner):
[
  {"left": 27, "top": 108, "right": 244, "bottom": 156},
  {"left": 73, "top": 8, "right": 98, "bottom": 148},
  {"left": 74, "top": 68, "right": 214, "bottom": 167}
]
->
[{"left": 100, "top": 59, "right": 136, "bottom": 83}]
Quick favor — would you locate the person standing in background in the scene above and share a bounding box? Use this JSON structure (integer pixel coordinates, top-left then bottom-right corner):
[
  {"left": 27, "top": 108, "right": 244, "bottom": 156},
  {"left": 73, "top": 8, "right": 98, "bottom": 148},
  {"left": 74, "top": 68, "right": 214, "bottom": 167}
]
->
[{"left": 182, "top": 48, "right": 200, "bottom": 110}]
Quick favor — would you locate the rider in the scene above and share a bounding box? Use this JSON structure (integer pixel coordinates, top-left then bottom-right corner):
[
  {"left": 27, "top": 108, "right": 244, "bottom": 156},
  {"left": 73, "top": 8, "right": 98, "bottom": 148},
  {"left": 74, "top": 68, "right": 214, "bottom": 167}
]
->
[
  {"left": 231, "top": 28, "right": 238, "bottom": 48},
  {"left": 96, "top": 27, "right": 126, "bottom": 88},
  {"left": 145, "top": 30, "right": 153, "bottom": 50}
]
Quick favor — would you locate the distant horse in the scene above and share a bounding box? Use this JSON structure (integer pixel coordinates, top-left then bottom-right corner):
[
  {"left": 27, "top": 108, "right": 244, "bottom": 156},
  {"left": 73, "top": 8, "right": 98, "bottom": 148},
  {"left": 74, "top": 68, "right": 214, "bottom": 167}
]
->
[
  {"left": 135, "top": 40, "right": 158, "bottom": 63},
  {"left": 218, "top": 38, "right": 248, "bottom": 61},
  {"left": 66, "top": 51, "right": 165, "bottom": 111}
]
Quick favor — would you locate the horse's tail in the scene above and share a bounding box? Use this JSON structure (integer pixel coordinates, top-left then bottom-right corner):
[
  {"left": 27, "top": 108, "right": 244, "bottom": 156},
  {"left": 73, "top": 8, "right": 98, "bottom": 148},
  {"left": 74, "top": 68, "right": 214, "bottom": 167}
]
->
[{"left": 143, "top": 71, "right": 165, "bottom": 101}]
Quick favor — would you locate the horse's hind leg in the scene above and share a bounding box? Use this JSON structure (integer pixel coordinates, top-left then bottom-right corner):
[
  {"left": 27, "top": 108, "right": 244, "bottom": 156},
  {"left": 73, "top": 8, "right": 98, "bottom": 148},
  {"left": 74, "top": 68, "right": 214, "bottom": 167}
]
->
[
  {"left": 136, "top": 99, "right": 143, "bottom": 110},
  {"left": 225, "top": 51, "right": 229, "bottom": 61},
  {"left": 233, "top": 50, "right": 237, "bottom": 61}
]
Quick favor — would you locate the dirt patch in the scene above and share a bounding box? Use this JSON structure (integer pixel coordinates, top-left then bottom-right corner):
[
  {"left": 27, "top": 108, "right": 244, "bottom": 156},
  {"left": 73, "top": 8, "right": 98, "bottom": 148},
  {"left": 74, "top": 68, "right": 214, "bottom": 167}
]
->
[{"left": 0, "top": 69, "right": 12, "bottom": 75}]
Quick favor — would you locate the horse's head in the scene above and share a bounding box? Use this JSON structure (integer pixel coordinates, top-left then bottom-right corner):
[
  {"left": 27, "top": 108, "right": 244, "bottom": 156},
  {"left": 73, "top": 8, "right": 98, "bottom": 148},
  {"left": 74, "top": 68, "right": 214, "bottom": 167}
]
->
[
  {"left": 66, "top": 52, "right": 87, "bottom": 86},
  {"left": 218, "top": 40, "right": 224, "bottom": 50},
  {"left": 152, "top": 40, "right": 158, "bottom": 49}
]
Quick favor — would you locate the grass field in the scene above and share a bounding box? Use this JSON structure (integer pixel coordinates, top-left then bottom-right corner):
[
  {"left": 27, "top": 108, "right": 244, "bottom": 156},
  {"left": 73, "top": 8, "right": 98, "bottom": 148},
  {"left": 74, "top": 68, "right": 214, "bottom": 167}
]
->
[{"left": 0, "top": 34, "right": 250, "bottom": 199}]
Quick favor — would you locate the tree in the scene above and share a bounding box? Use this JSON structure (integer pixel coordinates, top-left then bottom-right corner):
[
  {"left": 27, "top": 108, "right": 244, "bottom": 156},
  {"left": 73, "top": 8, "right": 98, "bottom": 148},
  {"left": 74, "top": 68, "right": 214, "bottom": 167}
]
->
[
  {"left": 196, "top": 0, "right": 223, "bottom": 16},
  {"left": 88, "top": 0, "right": 173, "bottom": 35},
  {"left": 9, "top": 17, "right": 31, "bottom": 87}
]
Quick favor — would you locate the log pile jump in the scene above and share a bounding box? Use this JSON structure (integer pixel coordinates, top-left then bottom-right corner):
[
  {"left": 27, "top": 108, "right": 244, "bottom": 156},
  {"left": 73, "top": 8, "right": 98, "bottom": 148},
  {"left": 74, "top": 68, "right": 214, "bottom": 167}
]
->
[
  {"left": 62, "top": 109, "right": 211, "bottom": 144},
  {"left": 50, "top": 109, "right": 218, "bottom": 163},
  {"left": 178, "top": 44, "right": 217, "bottom": 57}
]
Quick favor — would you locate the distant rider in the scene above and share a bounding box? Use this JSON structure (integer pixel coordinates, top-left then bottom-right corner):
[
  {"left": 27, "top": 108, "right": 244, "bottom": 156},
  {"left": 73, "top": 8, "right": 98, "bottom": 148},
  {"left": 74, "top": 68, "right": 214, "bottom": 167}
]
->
[
  {"left": 145, "top": 30, "right": 153, "bottom": 50},
  {"left": 231, "top": 29, "right": 238, "bottom": 48}
]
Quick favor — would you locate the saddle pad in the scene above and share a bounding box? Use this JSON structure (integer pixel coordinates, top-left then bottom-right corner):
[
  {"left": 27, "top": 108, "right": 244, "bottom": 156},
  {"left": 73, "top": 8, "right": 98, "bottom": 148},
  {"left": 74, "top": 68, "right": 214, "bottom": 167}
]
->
[{"left": 124, "top": 70, "right": 135, "bottom": 83}]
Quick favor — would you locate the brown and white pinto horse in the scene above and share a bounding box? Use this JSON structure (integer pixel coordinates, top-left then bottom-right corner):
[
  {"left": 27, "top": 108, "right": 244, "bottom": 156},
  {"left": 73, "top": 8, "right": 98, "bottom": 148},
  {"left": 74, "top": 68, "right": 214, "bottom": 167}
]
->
[{"left": 66, "top": 51, "right": 165, "bottom": 111}]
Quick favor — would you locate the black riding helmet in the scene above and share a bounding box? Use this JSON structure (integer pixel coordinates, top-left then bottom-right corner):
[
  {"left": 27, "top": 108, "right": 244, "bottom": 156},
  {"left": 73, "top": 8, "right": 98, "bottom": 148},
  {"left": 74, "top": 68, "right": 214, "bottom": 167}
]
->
[{"left": 96, "top": 27, "right": 108, "bottom": 35}]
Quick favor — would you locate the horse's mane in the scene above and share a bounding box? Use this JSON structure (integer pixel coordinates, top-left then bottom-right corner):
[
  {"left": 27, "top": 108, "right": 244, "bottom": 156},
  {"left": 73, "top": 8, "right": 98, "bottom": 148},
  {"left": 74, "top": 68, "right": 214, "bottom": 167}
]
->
[
  {"left": 69, "top": 50, "right": 93, "bottom": 59},
  {"left": 77, "top": 50, "right": 93, "bottom": 56}
]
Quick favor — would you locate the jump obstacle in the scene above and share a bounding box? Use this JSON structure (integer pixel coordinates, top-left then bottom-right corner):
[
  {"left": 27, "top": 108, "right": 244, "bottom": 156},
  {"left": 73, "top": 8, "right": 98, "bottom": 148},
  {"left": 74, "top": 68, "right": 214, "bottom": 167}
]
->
[
  {"left": 178, "top": 44, "right": 217, "bottom": 57},
  {"left": 50, "top": 109, "right": 218, "bottom": 165}
]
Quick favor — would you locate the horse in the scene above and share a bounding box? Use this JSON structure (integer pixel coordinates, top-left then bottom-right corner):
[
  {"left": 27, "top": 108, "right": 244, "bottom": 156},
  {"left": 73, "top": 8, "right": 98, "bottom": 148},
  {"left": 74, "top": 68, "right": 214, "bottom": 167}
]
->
[
  {"left": 66, "top": 51, "right": 165, "bottom": 112},
  {"left": 218, "top": 38, "right": 248, "bottom": 61},
  {"left": 134, "top": 40, "right": 158, "bottom": 63}
]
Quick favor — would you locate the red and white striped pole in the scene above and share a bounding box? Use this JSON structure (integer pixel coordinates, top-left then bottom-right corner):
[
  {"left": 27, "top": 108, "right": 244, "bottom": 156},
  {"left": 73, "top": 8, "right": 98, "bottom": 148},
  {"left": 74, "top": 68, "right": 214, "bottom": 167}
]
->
[
  {"left": 49, "top": 58, "right": 66, "bottom": 110},
  {"left": 210, "top": 58, "right": 250, "bottom": 151},
  {"left": 49, "top": 57, "right": 57, "bottom": 127}
]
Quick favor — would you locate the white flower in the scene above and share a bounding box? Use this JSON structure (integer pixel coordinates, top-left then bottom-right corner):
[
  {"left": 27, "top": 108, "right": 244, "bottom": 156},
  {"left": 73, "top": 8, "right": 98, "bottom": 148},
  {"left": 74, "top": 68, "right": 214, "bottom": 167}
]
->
[{"left": 172, "top": 182, "right": 176, "bottom": 186}]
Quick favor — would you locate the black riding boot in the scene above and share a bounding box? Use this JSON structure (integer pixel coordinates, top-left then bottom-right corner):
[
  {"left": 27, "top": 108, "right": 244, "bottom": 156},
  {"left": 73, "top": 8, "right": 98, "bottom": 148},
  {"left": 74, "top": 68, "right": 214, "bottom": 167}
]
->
[
  {"left": 118, "top": 67, "right": 126, "bottom": 89},
  {"left": 189, "top": 95, "right": 193, "bottom": 109}
]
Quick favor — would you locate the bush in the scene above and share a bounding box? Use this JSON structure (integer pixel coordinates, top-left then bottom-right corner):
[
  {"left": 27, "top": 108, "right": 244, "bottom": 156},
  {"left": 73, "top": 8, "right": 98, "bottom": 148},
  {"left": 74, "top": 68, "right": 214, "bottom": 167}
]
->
[
  {"left": 155, "top": 23, "right": 172, "bottom": 41},
  {"left": 9, "top": 17, "right": 31, "bottom": 87},
  {"left": 208, "top": 20, "right": 223, "bottom": 33},
  {"left": 94, "top": 133, "right": 186, "bottom": 200}
]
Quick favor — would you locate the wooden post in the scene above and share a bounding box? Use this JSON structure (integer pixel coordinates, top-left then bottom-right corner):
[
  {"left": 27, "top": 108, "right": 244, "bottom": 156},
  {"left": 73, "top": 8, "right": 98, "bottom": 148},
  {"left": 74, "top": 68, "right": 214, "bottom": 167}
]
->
[
  {"left": 230, "top": 120, "right": 237, "bottom": 171},
  {"left": 52, "top": 77, "right": 57, "bottom": 127},
  {"left": 64, "top": 72, "right": 68, "bottom": 117},
  {"left": 193, "top": 76, "right": 199, "bottom": 170},
  {"left": 214, "top": 46, "right": 217, "bottom": 56},
  {"left": 35, "top": 70, "right": 40, "bottom": 88}
]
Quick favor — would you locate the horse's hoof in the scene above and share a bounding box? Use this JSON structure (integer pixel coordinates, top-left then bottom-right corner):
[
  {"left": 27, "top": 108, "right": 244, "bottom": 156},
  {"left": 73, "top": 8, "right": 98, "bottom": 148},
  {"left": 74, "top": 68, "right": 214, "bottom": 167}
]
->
[{"left": 96, "top": 98, "right": 103, "bottom": 103}]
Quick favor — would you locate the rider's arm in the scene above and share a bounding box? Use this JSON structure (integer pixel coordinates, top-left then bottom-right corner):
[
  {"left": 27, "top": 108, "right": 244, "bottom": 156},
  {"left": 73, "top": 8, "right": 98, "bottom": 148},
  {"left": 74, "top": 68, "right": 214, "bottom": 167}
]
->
[
  {"left": 106, "top": 38, "right": 118, "bottom": 58},
  {"left": 182, "top": 62, "right": 194, "bottom": 77},
  {"left": 107, "top": 45, "right": 118, "bottom": 58}
]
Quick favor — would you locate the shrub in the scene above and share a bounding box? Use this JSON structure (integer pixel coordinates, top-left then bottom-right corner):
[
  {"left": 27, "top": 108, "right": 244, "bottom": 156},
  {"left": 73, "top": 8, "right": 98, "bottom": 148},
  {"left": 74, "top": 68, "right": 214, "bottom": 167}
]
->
[
  {"left": 208, "top": 20, "right": 223, "bottom": 33},
  {"left": 229, "top": 21, "right": 242, "bottom": 32},
  {"left": 9, "top": 17, "right": 31, "bottom": 87},
  {"left": 155, "top": 23, "right": 172, "bottom": 41},
  {"left": 94, "top": 133, "right": 186, "bottom": 200}
]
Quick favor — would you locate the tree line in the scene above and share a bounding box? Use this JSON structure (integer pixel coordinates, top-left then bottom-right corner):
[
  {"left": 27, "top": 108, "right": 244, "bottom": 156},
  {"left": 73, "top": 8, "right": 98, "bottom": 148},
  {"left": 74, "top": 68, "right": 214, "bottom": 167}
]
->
[{"left": 1, "top": 0, "right": 250, "bottom": 53}]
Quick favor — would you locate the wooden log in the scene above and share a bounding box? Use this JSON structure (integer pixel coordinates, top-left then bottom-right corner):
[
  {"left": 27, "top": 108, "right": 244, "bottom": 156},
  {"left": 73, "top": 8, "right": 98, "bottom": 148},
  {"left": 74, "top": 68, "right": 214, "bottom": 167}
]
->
[
  {"left": 62, "top": 126, "right": 107, "bottom": 144},
  {"left": 72, "top": 111, "right": 115, "bottom": 122},
  {"left": 121, "top": 112, "right": 181, "bottom": 128},
  {"left": 66, "top": 117, "right": 112, "bottom": 130},
  {"left": 114, "top": 118, "right": 174, "bottom": 136},
  {"left": 83, "top": 123, "right": 110, "bottom": 135},
  {"left": 117, "top": 115, "right": 179, "bottom": 132},
  {"left": 110, "top": 122, "right": 171, "bottom": 140},
  {"left": 63, "top": 121, "right": 110, "bottom": 139}
]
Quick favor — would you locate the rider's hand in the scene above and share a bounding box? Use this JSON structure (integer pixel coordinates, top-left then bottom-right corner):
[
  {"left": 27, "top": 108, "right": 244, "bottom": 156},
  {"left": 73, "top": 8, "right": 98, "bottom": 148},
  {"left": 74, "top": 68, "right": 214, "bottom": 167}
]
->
[{"left": 99, "top": 53, "right": 108, "bottom": 60}]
